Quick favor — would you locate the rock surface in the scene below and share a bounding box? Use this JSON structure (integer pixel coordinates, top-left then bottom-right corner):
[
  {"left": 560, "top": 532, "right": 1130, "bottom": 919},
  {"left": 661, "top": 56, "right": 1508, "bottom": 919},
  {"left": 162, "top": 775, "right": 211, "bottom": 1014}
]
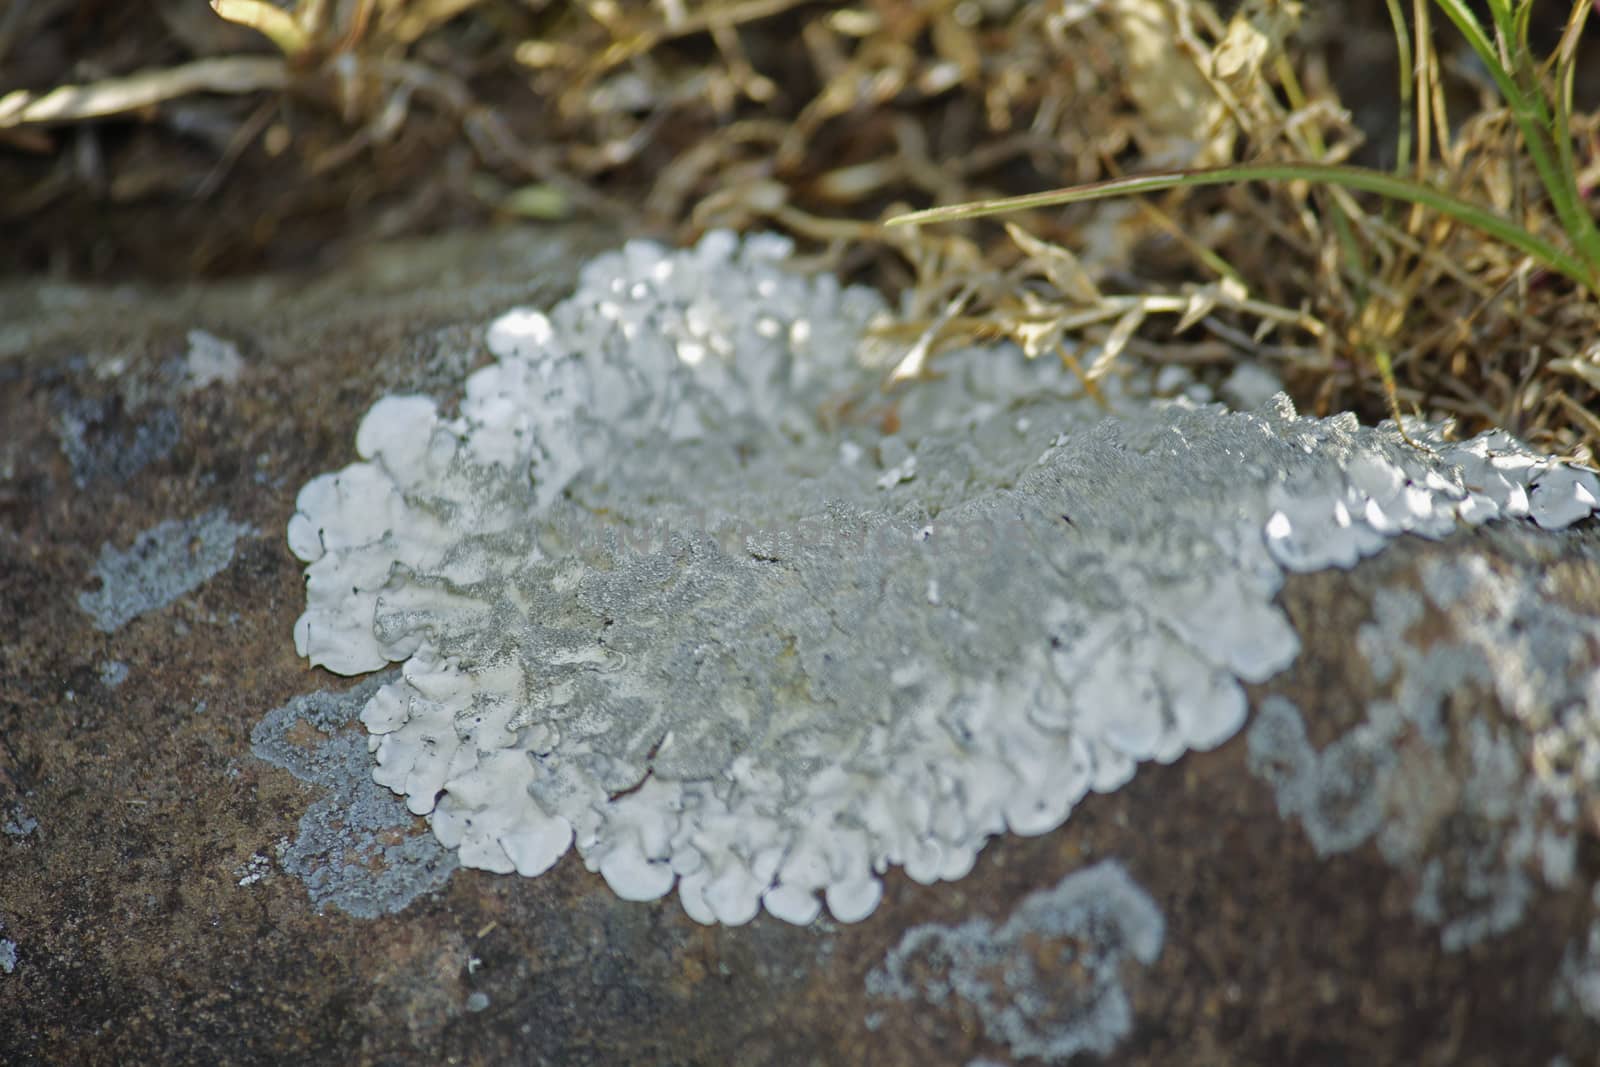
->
[{"left": 3, "top": 224, "right": 1599, "bottom": 1065}]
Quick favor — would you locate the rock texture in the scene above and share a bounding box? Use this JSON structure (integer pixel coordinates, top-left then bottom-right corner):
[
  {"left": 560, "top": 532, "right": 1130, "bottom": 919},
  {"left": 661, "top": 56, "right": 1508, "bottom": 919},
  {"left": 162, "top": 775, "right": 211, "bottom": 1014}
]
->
[{"left": 3, "top": 224, "right": 1599, "bottom": 1065}]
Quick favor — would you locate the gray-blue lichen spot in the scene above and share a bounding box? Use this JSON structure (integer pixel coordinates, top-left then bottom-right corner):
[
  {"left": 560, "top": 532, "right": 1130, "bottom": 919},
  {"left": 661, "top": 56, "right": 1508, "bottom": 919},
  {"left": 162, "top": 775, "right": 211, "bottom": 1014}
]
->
[
  {"left": 98, "top": 660, "right": 130, "bottom": 688},
  {"left": 53, "top": 391, "right": 181, "bottom": 488},
  {"left": 78, "top": 509, "right": 253, "bottom": 633},
  {"left": 0, "top": 939, "right": 15, "bottom": 975},
  {"left": 1250, "top": 541, "right": 1600, "bottom": 952},
  {"left": 251, "top": 674, "right": 457, "bottom": 918},
  {"left": 865, "top": 860, "right": 1164, "bottom": 1063},
  {"left": 3, "top": 804, "right": 37, "bottom": 839},
  {"left": 1245, "top": 695, "right": 1395, "bottom": 856}
]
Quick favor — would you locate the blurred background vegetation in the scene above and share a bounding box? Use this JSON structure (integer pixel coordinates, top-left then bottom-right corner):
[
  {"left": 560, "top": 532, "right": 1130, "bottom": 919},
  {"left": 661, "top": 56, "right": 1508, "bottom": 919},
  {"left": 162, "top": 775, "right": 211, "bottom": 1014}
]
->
[{"left": 2, "top": 1, "right": 1597, "bottom": 458}]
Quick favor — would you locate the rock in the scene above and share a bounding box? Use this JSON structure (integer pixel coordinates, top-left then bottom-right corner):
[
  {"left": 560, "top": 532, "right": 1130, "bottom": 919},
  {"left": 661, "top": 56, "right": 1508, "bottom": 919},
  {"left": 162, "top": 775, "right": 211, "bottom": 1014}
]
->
[{"left": 2, "top": 224, "right": 1598, "bottom": 1065}]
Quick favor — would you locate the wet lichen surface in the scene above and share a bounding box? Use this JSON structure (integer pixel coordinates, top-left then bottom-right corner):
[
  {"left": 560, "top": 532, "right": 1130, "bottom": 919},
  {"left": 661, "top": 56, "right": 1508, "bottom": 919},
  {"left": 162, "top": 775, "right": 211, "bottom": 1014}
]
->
[{"left": 3, "top": 226, "right": 1600, "bottom": 1065}]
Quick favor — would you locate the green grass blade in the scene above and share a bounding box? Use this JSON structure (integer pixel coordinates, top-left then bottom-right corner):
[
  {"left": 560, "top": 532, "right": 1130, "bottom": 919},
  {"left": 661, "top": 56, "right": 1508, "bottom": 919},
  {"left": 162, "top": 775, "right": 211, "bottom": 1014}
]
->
[
  {"left": 1432, "top": 0, "right": 1591, "bottom": 263},
  {"left": 885, "top": 162, "right": 1597, "bottom": 293},
  {"left": 1383, "top": 0, "right": 1414, "bottom": 173},
  {"left": 1431, "top": 0, "right": 1520, "bottom": 106},
  {"left": 1549, "top": 2, "right": 1600, "bottom": 269}
]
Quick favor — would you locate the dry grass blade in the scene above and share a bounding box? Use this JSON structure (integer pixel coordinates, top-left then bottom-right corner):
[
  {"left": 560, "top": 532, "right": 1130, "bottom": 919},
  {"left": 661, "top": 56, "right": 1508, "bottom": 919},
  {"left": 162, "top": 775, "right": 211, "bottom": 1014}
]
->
[
  {"left": 1005, "top": 222, "right": 1102, "bottom": 305},
  {"left": 210, "top": 0, "right": 313, "bottom": 57},
  {"left": 0, "top": 58, "right": 290, "bottom": 129}
]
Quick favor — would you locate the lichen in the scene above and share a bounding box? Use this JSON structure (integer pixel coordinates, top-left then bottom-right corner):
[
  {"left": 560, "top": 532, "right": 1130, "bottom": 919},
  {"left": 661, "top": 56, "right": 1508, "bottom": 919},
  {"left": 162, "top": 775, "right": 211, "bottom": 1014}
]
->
[
  {"left": 1248, "top": 536, "right": 1600, "bottom": 951},
  {"left": 251, "top": 675, "right": 457, "bottom": 918},
  {"left": 0, "top": 915, "right": 14, "bottom": 976},
  {"left": 79, "top": 509, "right": 254, "bottom": 633},
  {"left": 1246, "top": 695, "right": 1396, "bottom": 857},
  {"left": 289, "top": 232, "right": 1600, "bottom": 925},
  {"left": 98, "top": 660, "right": 130, "bottom": 688},
  {"left": 2, "top": 804, "right": 37, "bottom": 839},
  {"left": 53, "top": 390, "right": 181, "bottom": 489},
  {"left": 865, "top": 859, "right": 1164, "bottom": 1062},
  {"left": 182, "top": 328, "right": 245, "bottom": 391}
]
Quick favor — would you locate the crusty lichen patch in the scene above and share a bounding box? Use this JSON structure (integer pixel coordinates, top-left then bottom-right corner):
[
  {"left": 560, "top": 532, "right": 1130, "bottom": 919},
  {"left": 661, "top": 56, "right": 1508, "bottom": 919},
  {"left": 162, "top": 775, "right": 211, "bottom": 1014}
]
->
[
  {"left": 79, "top": 509, "right": 254, "bottom": 633},
  {"left": 53, "top": 390, "right": 181, "bottom": 490},
  {"left": 1250, "top": 530, "right": 1600, "bottom": 953},
  {"left": 865, "top": 859, "right": 1164, "bottom": 1062},
  {"left": 0, "top": 915, "right": 16, "bottom": 977},
  {"left": 251, "top": 674, "right": 457, "bottom": 918},
  {"left": 288, "top": 233, "right": 1600, "bottom": 926}
]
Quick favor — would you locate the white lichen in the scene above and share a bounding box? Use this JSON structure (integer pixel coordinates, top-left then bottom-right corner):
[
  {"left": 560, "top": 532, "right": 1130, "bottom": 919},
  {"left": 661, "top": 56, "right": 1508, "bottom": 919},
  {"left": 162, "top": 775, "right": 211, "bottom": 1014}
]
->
[
  {"left": 183, "top": 328, "right": 245, "bottom": 391},
  {"left": 235, "top": 853, "right": 271, "bottom": 888},
  {"left": 290, "top": 232, "right": 1600, "bottom": 926}
]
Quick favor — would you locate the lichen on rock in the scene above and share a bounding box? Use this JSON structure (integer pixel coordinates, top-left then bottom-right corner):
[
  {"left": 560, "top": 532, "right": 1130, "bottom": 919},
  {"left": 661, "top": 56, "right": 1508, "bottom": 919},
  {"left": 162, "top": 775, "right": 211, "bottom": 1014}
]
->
[
  {"left": 865, "top": 858, "right": 1164, "bottom": 1062},
  {"left": 251, "top": 674, "right": 458, "bottom": 918},
  {"left": 1250, "top": 534, "right": 1600, "bottom": 953},
  {"left": 288, "top": 232, "right": 1600, "bottom": 926},
  {"left": 79, "top": 509, "right": 254, "bottom": 633}
]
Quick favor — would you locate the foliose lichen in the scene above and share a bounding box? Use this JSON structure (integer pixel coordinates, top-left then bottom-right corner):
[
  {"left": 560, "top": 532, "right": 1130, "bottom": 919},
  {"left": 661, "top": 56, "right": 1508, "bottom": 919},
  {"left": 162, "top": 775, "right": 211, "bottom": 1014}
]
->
[{"left": 288, "top": 232, "right": 1600, "bottom": 926}]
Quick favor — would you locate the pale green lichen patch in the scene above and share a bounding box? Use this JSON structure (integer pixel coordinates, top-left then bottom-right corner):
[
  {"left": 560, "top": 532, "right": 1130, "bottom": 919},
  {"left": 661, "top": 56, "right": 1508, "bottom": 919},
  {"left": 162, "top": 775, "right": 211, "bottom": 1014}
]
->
[{"left": 288, "top": 233, "right": 1600, "bottom": 926}]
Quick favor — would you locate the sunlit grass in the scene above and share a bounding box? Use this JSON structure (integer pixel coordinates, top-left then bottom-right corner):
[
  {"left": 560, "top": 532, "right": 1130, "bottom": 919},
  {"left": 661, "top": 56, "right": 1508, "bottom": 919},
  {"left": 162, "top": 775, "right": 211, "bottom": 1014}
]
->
[{"left": 887, "top": 0, "right": 1600, "bottom": 452}]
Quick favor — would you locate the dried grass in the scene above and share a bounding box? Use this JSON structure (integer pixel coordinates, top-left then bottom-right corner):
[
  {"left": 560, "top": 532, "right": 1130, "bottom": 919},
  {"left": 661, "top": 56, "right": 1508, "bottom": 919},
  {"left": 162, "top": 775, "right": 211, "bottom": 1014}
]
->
[{"left": 3, "top": 0, "right": 1597, "bottom": 457}]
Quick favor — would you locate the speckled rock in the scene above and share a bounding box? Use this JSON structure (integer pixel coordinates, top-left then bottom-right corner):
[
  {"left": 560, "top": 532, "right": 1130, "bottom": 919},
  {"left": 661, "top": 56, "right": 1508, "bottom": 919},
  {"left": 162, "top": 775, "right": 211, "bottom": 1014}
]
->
[{"left": 2, "top": 224, "right": 1599, "bottom": 1066}]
